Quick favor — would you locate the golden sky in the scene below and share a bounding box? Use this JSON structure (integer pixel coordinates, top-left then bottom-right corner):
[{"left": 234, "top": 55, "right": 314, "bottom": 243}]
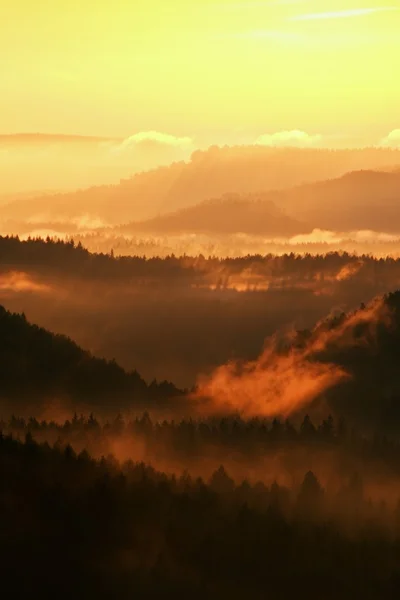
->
[{"left": 2, "top": 0, "right": 400, "bottom": 145}]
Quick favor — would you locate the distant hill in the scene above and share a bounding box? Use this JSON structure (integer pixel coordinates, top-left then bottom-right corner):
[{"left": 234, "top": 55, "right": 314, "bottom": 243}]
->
[
  {"left": 121, "top": 193, "right": 311, "bottom": 236},
  {"left": 0, "top": 189, "right": 63, "bottom": 208},
  {"left": 0, "top": 132, "right": 132, "bottom": 196},
  {"left": 0, "top": 306, "right": 182, "bottom": 414},
  {"left": 0, "top": 133, "right": 114, "bottom": 145},
  {"left": 120, "top": 169, "right": 400, "bottom": 235},
  {"left": 2, "top": 146, "right": 400, "bottom": 226},
  {"left": 279, "top": 170, "right": 400, "bottom": 232},
  {"left": 0, "top": 162, "right": 185, "bottom": 226}
]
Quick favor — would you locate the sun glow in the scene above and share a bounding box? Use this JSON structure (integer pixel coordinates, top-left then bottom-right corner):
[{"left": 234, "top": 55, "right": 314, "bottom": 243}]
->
[{"left": 1, "top": 0, "right": 399, "bottom": 145}]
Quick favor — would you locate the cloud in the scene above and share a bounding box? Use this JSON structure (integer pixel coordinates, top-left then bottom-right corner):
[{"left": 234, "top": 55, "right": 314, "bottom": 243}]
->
[
  {"left": 379, "top": 129, "right": 400, "bottom": 148},
  {"left": 117, "top": 131, "right": 193, "bottom": 152},
  {"left": 255, "top": 130, "right": 322, "bottom": 147},
  {"left": 108, "top": 131, "right": 195, "bottom": 171},
  {"left": 0, "top": 271, "right": 52, "bottom": 294},
  {"left": 291, "top": 7, "right": 399, "bottom": 21},
  {"left": 335, "top": 261, "right": 364, "bottom": 282},
  {"left": 191, "top": 297, "right": 388, "bottom": 418}
]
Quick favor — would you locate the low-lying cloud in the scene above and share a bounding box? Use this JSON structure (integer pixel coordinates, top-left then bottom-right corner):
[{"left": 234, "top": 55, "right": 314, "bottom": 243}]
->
[
  {"left": 255, "top": 130, "right": 322, "bottom": 147},
  {"left": 0, "top": 271, "right": 52, "bottom": 294},
  {"left": 192, "top": 297, "right": 388, "bottom": 418},
  {"left": 115, "top": 131, "right": 194, "bottom": 152},
  {"left": 380, "top": 129, "right": 400, "bottom": 148}
]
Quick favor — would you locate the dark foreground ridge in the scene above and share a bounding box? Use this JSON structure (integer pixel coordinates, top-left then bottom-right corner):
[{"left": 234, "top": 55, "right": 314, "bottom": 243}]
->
[{"left": 0, "top": 305, "right": 182, "bottom": 412}]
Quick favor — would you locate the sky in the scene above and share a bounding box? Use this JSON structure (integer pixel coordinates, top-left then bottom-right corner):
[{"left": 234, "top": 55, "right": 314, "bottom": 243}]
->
[{"left": 1, "top": 0, "right": 400, "bottom": 147}]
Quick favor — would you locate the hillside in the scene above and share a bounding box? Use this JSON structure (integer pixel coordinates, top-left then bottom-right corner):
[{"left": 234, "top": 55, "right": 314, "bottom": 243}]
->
[
  {"left": 296, "top": 290, "right": 400, "bottom": 429},
  {"left": 121, "top": 193, "right": 311, "bottom": 236},
  {"left": 119, "top": 169, "right": 400, "bottom": 236},
  {"left": 4, "top": 276, "right": 400, "bottom": 430},
  {"left": 2, "top": 146, "right": 400, "bottom": 227},
  {"left": 0, "top": 305, "right": 181, "bottom": 413},
  {"left": 280, "top": 170, "right": 400, "bottom": 232},
  {"left": 0, "top": 161, "right": 186, "bottom": 225},
  {"left": 190, "top": 289, "right": 400, "bottom": 432}
]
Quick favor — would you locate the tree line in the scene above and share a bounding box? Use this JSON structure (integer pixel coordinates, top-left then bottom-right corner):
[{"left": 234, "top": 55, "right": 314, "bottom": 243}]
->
[{"left": 4, "top": 234, "right": 400, "bottom": 283}]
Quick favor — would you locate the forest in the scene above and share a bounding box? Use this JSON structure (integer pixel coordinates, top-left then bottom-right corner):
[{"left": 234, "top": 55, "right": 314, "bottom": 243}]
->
[
  {"left": 4, "top": 235, "right": 400, "bottom": 387},
  {"left": 4, "top": 0, "right": 400, "bottom": 594},
  {"left": 2, "top": 429, "right": 400, "bottom": 599},
  {"left": 0, "top": 304, "right": 182, "bottom": 414},
  {"left": 3, "top": 212, "right": 400, "bottom": 598},
  {"left": 5, "top": 234, "right": 400, "bottom": 287},
  {"left": 3, "top": 284, "right": 400, "bottom": 432}
]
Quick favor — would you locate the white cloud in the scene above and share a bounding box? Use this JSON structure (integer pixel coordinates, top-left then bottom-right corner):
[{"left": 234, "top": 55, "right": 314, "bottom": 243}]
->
[
  {"left": 291, "top": 7, "right": 399, "bottom": 21},
  {"left": 379, "top": 129, "right": 400, "bottom": 148},
  {"left": 118, "top": 131, "right": 193, "bottom": 150},
  {"left": 108, "top": 131, "right": 195, "bottom": 169},
  {"left": 255, "top": 130, "right": 322, "bottom": 147}
]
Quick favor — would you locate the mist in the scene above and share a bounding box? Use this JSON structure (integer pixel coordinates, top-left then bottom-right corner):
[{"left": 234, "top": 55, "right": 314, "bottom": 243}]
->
[
  {"left": 0, "top": 132, "right": 194, "bottom": 195},
  {"left": 4, "top": 0, "right": 400, "bottom": 592}
]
